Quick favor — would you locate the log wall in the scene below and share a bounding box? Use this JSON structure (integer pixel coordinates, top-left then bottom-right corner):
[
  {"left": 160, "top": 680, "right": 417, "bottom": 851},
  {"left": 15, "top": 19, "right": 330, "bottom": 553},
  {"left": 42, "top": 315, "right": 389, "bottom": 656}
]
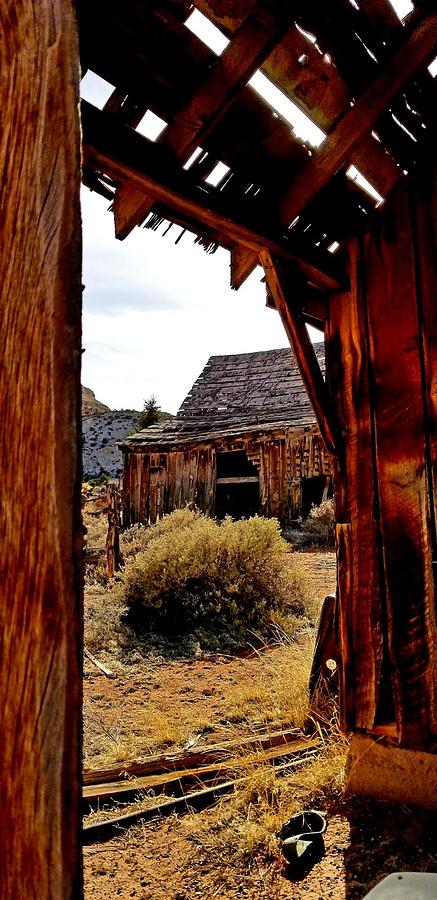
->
[
  {"left": 0, "top": 2, "right": 83, "bottom": 897},
  {"left": 123, "top": 430, "right": 330, "bottom": 526},
  {"left": 327, "top": 167, "right": 437, "bottom": 749}
]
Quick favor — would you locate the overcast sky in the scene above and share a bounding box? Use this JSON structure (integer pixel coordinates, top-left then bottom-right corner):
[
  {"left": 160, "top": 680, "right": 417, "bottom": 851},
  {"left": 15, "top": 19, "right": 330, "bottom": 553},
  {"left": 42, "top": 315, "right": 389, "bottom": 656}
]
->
[{"left": 81, "top": 187, "right": 298, "bottom": 415}]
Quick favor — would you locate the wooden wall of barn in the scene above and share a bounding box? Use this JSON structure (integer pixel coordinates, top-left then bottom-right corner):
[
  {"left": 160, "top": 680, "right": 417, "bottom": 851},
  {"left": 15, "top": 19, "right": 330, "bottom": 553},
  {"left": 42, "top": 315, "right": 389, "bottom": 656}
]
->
[
  {"left": 123, "top": 430, "right": 330, "bottom": 526},
  {"left": 327, "top": 168, "right": 437, "bottom": 750}
]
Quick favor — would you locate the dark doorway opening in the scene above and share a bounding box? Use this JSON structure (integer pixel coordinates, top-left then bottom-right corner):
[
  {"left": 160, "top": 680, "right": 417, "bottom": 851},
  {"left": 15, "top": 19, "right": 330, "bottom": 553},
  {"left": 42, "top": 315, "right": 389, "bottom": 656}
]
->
[
  {"left": 215, "top": 451, "right": 259, "bottom": 519},
  {"left": 301, "top": 475, "right": 330, "bottom": 519}
]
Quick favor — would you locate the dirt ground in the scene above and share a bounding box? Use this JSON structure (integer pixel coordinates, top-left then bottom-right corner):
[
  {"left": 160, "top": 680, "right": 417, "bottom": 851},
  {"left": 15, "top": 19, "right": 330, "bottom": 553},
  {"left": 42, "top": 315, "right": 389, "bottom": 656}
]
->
[{"left": 83, "top": 551, "right": 437, "bottom": 898}]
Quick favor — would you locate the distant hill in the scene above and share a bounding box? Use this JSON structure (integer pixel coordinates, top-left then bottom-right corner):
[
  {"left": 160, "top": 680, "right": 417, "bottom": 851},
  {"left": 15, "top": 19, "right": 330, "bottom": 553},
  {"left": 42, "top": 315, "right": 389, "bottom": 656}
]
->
[
  {"left": 82, "top": 387, "right": 173, "bottom": 478},
  {"left": 82, "top": 386, "right": 110, "bottom": 416}
]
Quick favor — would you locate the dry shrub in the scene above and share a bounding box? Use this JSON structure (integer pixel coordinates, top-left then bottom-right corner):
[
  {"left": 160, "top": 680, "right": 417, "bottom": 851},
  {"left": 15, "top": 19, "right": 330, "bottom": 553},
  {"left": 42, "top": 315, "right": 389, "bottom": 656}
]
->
[
  {"left": 304, "top": 498, "right": 335, "bottom": 548},
  {"left": 123, "top": 510, "right": 308, "bottom": 637}
]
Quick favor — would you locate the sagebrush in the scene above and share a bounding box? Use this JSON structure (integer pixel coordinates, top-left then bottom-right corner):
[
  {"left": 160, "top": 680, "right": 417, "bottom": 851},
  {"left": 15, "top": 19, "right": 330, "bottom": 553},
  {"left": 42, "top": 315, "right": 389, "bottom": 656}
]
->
[
  {"left": 123, "top": 509, "right": 307, "bottom": 635},
  {"left": 303, "top": 498, "right": 335, "bottom": 548}
]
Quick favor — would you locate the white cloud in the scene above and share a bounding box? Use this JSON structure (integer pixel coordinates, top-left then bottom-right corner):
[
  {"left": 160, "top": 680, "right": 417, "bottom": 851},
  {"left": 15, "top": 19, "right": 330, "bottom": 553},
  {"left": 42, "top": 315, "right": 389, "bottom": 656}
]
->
[{"left": 81, "top": 189, "right": 292, "bottom": 413}]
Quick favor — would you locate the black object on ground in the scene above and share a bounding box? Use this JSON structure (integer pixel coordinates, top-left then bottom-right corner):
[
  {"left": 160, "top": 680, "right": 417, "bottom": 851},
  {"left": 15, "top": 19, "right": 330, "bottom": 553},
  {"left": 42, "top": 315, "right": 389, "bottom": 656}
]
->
[{"left": 278, "top": 809, "right": 327, "bottom": 867}]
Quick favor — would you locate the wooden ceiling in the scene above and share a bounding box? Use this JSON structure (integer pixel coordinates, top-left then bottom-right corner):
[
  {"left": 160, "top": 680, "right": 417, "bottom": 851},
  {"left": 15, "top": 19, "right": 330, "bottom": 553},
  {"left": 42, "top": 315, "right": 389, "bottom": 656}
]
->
[{"left": 79, "top": 0, "right": 437, "bottom": 297}]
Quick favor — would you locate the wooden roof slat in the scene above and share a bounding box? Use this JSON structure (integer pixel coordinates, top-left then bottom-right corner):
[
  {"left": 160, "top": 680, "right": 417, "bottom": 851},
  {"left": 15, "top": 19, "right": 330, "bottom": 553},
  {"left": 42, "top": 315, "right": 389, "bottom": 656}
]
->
[
  {"left": 81, "top": 100, "right": 346, "bottom": 292},
  {"left": 241, "top": 13, "right": 437, "bottom": 279},
  {"left": 112, "top": 3, "right": 295, "bottom": 238}
]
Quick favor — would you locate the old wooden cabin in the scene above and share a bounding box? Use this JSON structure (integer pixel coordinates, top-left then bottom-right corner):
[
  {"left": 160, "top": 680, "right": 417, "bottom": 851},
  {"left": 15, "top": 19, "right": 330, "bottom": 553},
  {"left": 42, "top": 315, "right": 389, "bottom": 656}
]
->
[{"left": 122, "top": 345, "right": 331, "bottom": 526}]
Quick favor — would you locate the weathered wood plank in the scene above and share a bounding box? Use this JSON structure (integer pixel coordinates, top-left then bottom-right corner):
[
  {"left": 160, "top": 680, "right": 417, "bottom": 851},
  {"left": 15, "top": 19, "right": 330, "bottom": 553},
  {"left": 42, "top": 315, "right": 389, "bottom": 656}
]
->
[
  {"left": 242, "top": 13, "right": 437, "bottom": 278},
  {"left": 230, "top": 244, "right": 259, "bottom": 291},
  {"left": 0, "top": 2, "right": 83, "bottom": 897},
  {"left": 113, "top": 3, "right": 293, "bottom": 237},
  {"left": 364, "top": 181, "right": 437, "bottom": 748},
  {"left": 327, "top": 243, "right": 384, "bottom": 731}
]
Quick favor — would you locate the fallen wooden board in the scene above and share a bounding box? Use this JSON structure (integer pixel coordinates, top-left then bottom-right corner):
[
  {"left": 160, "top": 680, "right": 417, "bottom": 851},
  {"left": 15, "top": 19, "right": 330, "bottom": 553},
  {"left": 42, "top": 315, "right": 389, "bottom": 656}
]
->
[
  {"left": 83, "top": 726, "right": 305, "bottom": 786},
  {"left": 84, "top": 649, "right": 114, "bottom": 679},
  {"left": 83, "top": 736, "right": 319, "bottom": 806},
  {"left": 82, "top": 752, "right": 318, "bottom": 844}
]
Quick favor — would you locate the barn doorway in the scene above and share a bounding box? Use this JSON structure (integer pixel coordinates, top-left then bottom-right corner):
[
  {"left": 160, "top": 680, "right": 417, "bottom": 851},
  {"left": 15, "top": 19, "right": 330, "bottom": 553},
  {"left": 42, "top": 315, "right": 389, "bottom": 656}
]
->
[
  {"left": 215, "top": 450, "right": 259, "bottom": 519},
  {"left": 301, "top": 475, "right": 331, "bottom": 520}
]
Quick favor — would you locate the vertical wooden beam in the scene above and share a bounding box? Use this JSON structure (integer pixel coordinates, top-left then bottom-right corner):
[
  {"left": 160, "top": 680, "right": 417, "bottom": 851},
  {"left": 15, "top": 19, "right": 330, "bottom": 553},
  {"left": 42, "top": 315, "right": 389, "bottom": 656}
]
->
[
  {"left": 0, "top": 3, "right": 83, "bottom": 897},
  {"left": 327, "top": 244, "right": 384, "bottom": 732},
  {"left": 260, "top": 251, "right": 341, "bottom": 457},
  {"left": 364, "top": 182, "right": 437, "bottom": 748},
  {"left": 327, "top": 172, "right": 437, "bottom": 751}
]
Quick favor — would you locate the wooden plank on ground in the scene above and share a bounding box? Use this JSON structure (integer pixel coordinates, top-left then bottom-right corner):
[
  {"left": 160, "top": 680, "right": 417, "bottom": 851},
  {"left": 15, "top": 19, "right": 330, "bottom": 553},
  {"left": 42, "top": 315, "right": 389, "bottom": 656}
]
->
[
  {"left": 82, "top": 750, "right": 319, "bottom": 844},
  {"left": 83, "top": 727, "right": 305, "bottom": 786},
  {"left": 83, "top": 737, "right": 319, "bottom": 805},
  {"left": 0, "top": 2, "right": 83, "bottom": 897}
]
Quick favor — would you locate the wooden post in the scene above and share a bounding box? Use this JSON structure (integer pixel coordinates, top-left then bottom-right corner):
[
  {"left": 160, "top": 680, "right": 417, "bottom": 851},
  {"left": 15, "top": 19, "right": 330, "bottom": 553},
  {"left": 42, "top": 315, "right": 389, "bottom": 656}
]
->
[
  {"left": 106, "top": 484, "right": 122, "bottom": 578},
  {"left": 0, "top": 3, "right": 83, "bottom": 897},
  {"left": 326, "top": 165, "right": 437, "bottom": 797}
]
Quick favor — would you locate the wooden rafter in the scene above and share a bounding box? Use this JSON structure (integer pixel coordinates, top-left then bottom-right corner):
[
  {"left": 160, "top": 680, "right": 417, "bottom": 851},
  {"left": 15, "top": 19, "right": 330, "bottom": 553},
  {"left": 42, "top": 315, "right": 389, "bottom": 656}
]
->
[
  {"left": 81, "top": 101, "right": 345, "bottom": 292},
  {"left": 113, "top": 2, "right": 293, "bottom": 239},
  {"left": 242, "top": 12, "right": 437, "bottom": 279},
  {"left": 260, "top": 251, "right": 341, "bottom": 456}
]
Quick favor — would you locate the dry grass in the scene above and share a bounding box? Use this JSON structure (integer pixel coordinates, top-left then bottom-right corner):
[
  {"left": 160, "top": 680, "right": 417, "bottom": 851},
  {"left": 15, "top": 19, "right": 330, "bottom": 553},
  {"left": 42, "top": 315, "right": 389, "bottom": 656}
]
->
[
  {"left": 182, "top": 726, "right": 348, "bottom": 870},
  {"left": 224, "top": 640, "right": 312, "bottom": 732}
]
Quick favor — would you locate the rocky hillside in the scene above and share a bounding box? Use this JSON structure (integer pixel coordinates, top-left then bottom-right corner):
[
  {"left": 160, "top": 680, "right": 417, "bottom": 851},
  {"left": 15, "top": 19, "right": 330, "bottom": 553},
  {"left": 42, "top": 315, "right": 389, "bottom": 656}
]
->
[
  {"left": 82, "top": 386, "right": 110, "bottom": 416},
  {"left": 83, "top": 410, "right": 140, "bottom": 478},
  {"left": 82, "top": 387, "right": 173, "bottom": 478}
]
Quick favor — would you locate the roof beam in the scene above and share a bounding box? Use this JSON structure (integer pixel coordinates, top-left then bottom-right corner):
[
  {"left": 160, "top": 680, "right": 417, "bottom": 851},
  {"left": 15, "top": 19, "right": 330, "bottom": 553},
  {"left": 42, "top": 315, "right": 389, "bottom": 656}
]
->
[
  {"left": 260, "top": 251, "right": 341, "bottom": 457},
  {"left": 81, "top": 100, "right": 346, "bottom": 293},
  {"left": 242, "top": 12, "right": 437, "bottom": 279},
  {"left": 113, "top": 2, "right": 293, "bottom": 240}
]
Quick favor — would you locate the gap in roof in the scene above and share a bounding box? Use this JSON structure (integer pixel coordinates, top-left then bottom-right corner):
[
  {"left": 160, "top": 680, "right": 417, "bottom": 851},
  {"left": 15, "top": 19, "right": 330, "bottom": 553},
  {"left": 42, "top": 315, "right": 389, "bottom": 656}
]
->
[
  {"left": 429, "top": 55, "right": 437, "bottom": 78},
  {"left": 136, "top": 110, "right": 167, "bottom": 141},
  {"left": 347, "top": 165, "right": 384, "bottom": 205},
  {"left": 183, "top": 147, "right": 204, "bottom": 170},
  {"left": 186, "top": 9, "right": 229, "bottom": 54},
  {"left": 387, "top": 0, "right": 414, "bottom": 20},
  {"left": 185, "top": 10, "right": 325, "bottom": 149},
  {"left": 80, "top": 71, "right": 114, "bottom": 109},
  {"left": 249, "top": 71, "right": 325, "bottom": 148},
  {"left": 205, "top": 161, "right": 231, "bottom": 186}
]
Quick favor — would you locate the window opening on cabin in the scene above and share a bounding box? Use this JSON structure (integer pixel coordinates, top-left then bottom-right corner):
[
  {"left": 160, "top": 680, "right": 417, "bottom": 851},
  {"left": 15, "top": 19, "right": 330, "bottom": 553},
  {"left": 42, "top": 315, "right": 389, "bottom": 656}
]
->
[
  {"left": 387, "top": 0, "right": 414, "bottom": 21},
  {"left": 215, "top": 451, "right": 259, "bottom": 520}
]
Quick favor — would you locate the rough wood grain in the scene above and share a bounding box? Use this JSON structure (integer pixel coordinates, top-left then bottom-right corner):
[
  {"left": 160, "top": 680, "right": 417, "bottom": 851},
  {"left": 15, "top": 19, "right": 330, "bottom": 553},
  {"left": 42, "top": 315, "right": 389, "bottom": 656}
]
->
[
  {"left": 364, "top": 182, "right": 437, "bottom": 748},
  {"left": 0, "top": 2, "right": 83, "bottom": 897},
  {"left": 327, "top": 243, "right": 384, "bottom": 732}
]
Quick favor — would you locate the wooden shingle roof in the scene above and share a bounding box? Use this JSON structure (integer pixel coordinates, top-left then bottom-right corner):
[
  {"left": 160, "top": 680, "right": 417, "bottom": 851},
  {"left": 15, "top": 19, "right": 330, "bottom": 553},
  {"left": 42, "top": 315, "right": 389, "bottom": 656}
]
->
[{"left": 123, "top": 342, "right": 324, "bottom": 448}]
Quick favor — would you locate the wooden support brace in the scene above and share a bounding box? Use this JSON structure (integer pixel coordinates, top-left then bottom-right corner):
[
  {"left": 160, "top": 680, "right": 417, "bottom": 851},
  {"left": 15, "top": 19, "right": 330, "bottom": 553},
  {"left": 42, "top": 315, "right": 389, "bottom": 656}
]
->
[{"left": 260, "top": 251, "right": 341, "bottom": 457}]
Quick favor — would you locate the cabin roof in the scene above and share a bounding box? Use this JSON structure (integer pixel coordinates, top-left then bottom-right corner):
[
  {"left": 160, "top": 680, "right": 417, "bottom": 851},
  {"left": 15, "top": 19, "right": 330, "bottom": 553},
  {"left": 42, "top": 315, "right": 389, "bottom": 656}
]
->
[
  {"left": 123, "top": 342, "right": 324, "bottom": 448},
  {"left": 79, "top": 1, "right": 437, "bottom": 305}
]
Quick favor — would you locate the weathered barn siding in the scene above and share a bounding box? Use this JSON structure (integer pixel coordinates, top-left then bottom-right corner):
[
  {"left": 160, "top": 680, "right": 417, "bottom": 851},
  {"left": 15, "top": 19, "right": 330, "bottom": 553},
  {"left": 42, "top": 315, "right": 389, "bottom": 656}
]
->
[
  {"left": 123, "top": 430, "right": 329, "bottom": 526},
  {"left": 327, "top": 171, "right": 437, "bottom": 749}
]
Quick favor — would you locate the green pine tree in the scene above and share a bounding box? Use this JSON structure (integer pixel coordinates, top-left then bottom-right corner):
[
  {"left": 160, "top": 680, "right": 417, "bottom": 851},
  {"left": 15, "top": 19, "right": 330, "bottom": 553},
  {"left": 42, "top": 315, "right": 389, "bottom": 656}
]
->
[{"left": 139, "top": 394, "right": 161, "bottom": 429}]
